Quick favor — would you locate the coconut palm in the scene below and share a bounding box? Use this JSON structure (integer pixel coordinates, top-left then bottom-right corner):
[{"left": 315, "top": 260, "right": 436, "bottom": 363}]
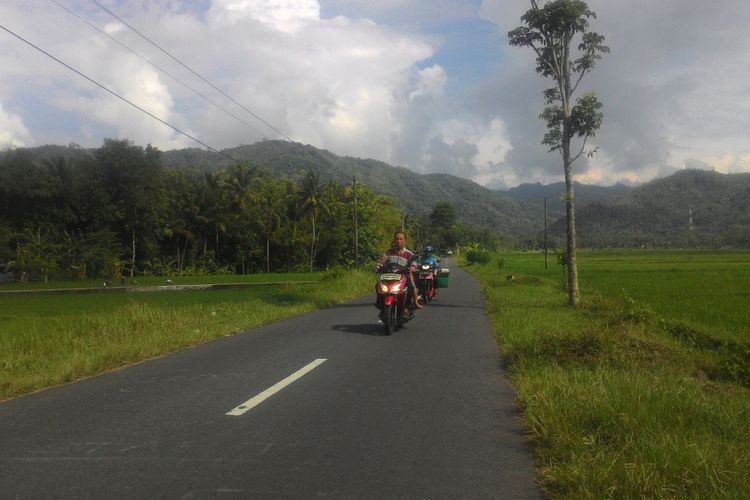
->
[
  {"left": 253, "top": 178, "right": 291, "bottom": 273},
  {"left": 297, "top": 170, "right": 330, "bottom": 271}
]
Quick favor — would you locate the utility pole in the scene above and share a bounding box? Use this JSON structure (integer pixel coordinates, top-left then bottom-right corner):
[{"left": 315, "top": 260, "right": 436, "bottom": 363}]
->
[
  {"left": 544, "top": 196, "right": 548, "bottom": 269},
  {"left": 353, "top": 176, "right": 359, "bottom": 268}
]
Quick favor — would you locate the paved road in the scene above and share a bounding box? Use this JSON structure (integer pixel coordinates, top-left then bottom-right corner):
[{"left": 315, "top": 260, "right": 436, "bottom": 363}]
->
[{"left": 0, "top": 263, "right": 541, "bottom": 499}]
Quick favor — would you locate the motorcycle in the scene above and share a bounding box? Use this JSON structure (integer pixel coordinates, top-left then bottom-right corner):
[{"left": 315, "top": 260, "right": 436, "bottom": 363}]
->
[
  {"left": 374, "top": 262, "right": 415, "bottom": 335},
  {"left": 416, "top": 260, "right": 437, "bottom": 304}
]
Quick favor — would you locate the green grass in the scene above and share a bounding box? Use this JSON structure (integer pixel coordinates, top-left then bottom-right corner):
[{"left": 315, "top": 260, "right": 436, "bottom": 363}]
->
[
  {"left": 464, "top": 250, "right": 750, "bottom": 499},
  {"left": 0, "top": 269, "right": 370, "bottom": 401}
]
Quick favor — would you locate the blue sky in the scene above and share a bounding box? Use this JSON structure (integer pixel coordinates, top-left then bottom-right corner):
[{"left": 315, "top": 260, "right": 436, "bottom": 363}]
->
[{"left": 1, "top": 0, "right": 749, "bottom": 188}]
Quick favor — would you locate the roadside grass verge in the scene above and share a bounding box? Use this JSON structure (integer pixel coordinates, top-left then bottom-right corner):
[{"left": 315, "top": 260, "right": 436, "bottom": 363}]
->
[
  {"left": 0, "top": 268, "right": 371, "bottom": 401},
  {"left": 463, "top": 251, "right": 750, "bottom": 498}
]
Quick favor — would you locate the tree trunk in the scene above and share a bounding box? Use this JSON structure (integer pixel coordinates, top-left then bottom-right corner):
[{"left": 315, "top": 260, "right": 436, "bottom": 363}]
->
[
  {"left": 266, "top": 234, "right": 270, "bottom": 274},
  {"left": 176, "top": 238, "right": 181, "bottom": 274},
  {"left": 310, "top": 212, "right": 316, "bottom": 271},
  {"left": 563, "top": 162, "right": 580, "bottom": 306},
  {"left": 203, "top": 233, "right": 208, "bottom": 268},
  {"left": 130, "top": 227, "right": 136, "bottom": 279},
  {"left": 180, "top": 235, "right": 190, "bottom": 275}
]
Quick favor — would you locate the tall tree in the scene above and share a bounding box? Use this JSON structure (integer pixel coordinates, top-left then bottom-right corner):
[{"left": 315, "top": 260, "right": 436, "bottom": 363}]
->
[
  {"left": 94, "top": 139, "right": 163, "bottom": 279},
  {"left": 297, "top": 170, "right": 327, "bottom": 271},
  {"left": 253, "top": 177, "right": 291, "bottom": 273},
  {"left": 509, "top": 0, "right": 608, "bottom": 305}
]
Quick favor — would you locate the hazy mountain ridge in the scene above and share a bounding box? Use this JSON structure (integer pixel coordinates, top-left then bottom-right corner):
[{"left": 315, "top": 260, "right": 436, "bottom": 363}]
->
[
  {"left": 164, "top": 141, "right": 544, "bottom": 238},
  {"left": 5, "top": 141, "right": 749, "bottom": 246},
  {"left": 502, "top": 181, "right": 633, "bottom": 214},
  {"left": 549, "top": 169, "right": 750, "bottom": 247}
]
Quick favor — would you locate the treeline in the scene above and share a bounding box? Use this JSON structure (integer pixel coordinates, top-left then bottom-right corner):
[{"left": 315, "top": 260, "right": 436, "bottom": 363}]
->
[
  {"left": 0, "top": 139, "right": 499, "bottom": 283},
  {"left": 0, "top": 139, "right": 405, "bottom": 282}
]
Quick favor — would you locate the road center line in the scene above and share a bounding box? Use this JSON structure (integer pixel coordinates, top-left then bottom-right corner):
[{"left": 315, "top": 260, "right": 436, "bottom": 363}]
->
[{"left": 225, "top": 358, "right": 327, "bottom": 417}]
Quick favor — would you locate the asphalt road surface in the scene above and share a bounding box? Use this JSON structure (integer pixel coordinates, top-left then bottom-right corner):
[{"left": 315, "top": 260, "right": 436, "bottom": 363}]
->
[{"left": 0, "top": 262, "right": 541, "bottom": 499}]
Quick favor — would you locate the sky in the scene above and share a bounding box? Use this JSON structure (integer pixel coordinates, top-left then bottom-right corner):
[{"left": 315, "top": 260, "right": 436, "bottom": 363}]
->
[{"left": 1, "top": 0, "right": 749, "bottom": 189}]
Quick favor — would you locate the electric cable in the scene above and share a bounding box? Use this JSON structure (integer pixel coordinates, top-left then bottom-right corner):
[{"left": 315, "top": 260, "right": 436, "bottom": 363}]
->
[
  {"left": 0, "top": 22, "right": 247, "bottom": 166},
  {"left": 90, "top": 0, "right": 294, "bottom": 142},
  {"left": 49, "top": 0, "right": 267, "bottom": 140}
]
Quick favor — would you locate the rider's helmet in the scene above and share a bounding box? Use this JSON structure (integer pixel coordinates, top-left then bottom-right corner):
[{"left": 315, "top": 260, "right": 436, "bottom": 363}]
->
[{"left": 424, "top": 245, "right": 433, "bottom": 254}]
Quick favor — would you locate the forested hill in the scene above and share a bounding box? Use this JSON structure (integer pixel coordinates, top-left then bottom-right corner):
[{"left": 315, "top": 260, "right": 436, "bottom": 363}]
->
[
  {"left": 548, "top": 169, "right": 750, "bottom": 248},
  {"left": 5, "top": 142, "right": 748, "bottom": 247},
  {"left": 502, "top": 181, "right": 633, "bottom": 215},
  {"left": 0, "top": 140, "right": 542, "bottom": 238},
  {"left": 162, "top": 140, "right": 543, "bottom": 238}
]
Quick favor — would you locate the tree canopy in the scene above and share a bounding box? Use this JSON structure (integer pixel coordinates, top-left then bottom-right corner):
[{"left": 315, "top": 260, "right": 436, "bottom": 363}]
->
[{"left": 509, "top": 0, "right": 608, "bottom": 305}]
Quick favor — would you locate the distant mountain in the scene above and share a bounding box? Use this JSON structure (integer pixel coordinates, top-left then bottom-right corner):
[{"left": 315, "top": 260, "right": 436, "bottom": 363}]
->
[
  {"left": 548, "top": 169, "right": 750, "bottom": 247},
  {"left": 163, "top": 141, "right": 545, "bottom": 239},
  {"left": 502, "top": 181, "right": 633, "bottom": 216},
  {"left": 10, "top": 141, "right": 747, "bottom": 247}
]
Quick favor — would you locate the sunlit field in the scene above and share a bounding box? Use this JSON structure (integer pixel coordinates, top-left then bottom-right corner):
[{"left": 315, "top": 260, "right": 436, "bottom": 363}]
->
[
  {"left": 578, "top": 251, "right": 750, "bottom": 339},
  {"left": 0, "top": 269, "right": 370, "bottom": 401},
  {"left": 502, "top": 250, "right": 750, "bottom": 340}
]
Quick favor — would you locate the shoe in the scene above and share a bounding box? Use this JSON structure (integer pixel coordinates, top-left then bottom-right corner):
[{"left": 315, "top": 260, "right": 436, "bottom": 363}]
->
[{"left": 415, "top": 303, "right": 423, "bottom": 309}]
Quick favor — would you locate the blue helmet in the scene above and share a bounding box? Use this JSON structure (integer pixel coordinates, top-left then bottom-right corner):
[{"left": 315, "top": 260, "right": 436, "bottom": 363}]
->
[{"left": 424, "top": 245, "right": 433, "bottom": 254}]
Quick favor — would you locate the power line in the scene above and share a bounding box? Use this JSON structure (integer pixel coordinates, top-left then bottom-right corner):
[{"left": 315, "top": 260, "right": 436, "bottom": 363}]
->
[
  {"left": 49, "top": 0, "right": 267, "bottom": 140},
  {"left": 90, "top": 0, "right": 294, "bottom": 142},
  {"left": 0, "top": 22, "right": 245, "bottom": 166}
]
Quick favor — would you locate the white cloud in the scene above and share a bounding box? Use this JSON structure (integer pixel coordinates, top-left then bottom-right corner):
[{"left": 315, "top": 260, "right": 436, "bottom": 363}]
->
[
  {"left": 0, "top": 102, "right": 32, "bottom": 148},
  {"left": 478, "top": 0, "right": 750, "bottom": 186},
  {"left": 208, "top": 0, "right": 319, "bottom": 32},
  {"left": 1, "top": 0, "right": 749, "bottom": 188}
]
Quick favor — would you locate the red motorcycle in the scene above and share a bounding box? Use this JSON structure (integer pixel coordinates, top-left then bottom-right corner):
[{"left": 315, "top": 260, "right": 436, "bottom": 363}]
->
[
  {"left": 374, "top": 262, "right": 414, "bottom": 335},
  {"left": 416, "top": 261, "right": 437, "bottom": 304}
]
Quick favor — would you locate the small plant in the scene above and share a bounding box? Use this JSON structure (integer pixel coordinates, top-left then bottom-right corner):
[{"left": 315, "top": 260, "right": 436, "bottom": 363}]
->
[
  {"left": 621, "top": 295, "right": 654, "bottom": 323},
  {"left": 554, "top": 248, "right": 567, "bottom": 291},
  {"left": 465, "top": 243, "right": 492, "bottom": 265}
]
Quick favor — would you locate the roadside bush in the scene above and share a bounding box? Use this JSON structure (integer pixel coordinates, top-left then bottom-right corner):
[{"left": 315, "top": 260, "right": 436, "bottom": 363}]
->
[{"left": 466, "top": 249, "right": 491, "bottom": 265}]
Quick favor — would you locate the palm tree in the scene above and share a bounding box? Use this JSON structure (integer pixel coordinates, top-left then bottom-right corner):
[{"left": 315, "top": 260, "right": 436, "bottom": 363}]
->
[
  {"left": 196, "top": 172, "right": 228, "bottom": 268},
  {"left": 253, "top": 178, "right": 290, "bottom": 273},
  {"left": 297, "top": 170, "right": 327, "bottom": 271},
  {"left": 221, "top": 164, "right": 256, "bottom": 211}
]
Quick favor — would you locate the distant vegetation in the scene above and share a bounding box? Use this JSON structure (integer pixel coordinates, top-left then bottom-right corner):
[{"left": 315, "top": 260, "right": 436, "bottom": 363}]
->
[
  {"left": 2, "top": 140, "right": 748, "bottom": 286},
  {"left": 549, "top": 169, "right": 750, "bottom": 248},
  {"left": 0, "top": 139, "right": 499, "bottom": 283}
]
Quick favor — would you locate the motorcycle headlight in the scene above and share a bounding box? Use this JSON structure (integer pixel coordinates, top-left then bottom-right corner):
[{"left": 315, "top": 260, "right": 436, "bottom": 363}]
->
[
  {"left": 421, "top": 264, "right": 430, "bottom": 270},
  {"left": 391, "top": 284, "right": 401, "bottom": 292},
  {"left": 380, "top": 284, "right": 388, "bottom": 293}
]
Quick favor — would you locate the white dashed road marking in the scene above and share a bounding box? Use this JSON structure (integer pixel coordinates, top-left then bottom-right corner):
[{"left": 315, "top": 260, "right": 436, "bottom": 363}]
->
[{"left": 225, "top": 359, "right": 327, "bottom": 416}]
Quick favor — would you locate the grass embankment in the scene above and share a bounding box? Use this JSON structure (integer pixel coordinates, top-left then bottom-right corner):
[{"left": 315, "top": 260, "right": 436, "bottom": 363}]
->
[
  {"left": 463, "top": 251, "right": 750, "bottom": 498},
  {"left": 0, "top": 269, "right": 372, "bottom": 401}
]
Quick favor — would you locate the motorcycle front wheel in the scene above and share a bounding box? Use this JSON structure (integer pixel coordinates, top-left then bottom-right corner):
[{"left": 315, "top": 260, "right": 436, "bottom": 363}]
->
[{"left": 383, "top": 304, "right": 396, "bottom": 335}]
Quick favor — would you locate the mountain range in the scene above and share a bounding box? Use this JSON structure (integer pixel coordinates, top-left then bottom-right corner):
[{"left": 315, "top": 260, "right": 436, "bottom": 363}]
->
[{"left": 5, "top": 140, "right": 750, "bottom": 247}]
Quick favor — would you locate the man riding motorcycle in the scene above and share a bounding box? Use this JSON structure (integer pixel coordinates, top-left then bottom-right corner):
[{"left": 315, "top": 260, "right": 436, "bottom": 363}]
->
[
  {"left": 375, "top": 230, "right": 422, "bottom": 318},
  {"left": 416, "top": 244, "right": 440, "bottom": 301},
  {"left": 420, "top": 244, "right": 440, "bottom": 269}
]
